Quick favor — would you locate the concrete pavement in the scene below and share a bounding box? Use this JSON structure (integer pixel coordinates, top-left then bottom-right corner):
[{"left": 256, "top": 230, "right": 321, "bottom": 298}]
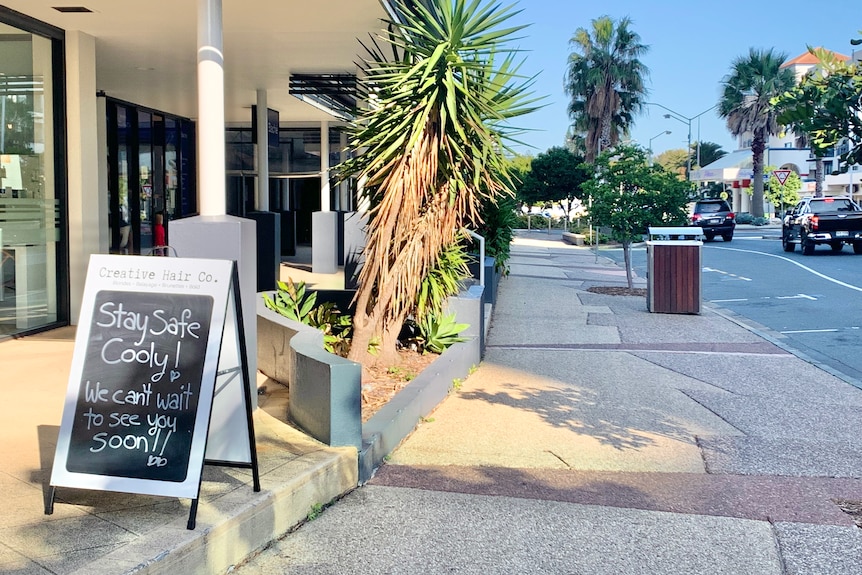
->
[
  {"left": 0, "top": 328, "right": 357, "bottom": 575},
  {"left": 3, "top": 227, "right": 862, "bottom": 574},
  {"left": 237, "top": 229, "right": 862, "bottom": 574}
]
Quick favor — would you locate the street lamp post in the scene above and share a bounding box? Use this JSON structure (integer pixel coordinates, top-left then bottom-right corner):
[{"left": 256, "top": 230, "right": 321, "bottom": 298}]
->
[
  {"left": 648, "top": 130, "right": 671, "bottom": 164},
  {"left": 646, "top": 102, "right": 719, "bottom": 181}
]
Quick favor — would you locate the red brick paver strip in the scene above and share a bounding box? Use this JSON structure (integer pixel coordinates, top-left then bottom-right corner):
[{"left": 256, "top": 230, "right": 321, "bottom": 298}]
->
[{"left": 371, "top": 464, "right": 861, "bottom": 527}]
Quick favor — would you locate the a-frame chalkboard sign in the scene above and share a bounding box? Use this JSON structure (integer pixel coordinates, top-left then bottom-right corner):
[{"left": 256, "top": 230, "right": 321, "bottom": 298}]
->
[{"left": 47, "top": 254, "right": 260, "bottom": 529}]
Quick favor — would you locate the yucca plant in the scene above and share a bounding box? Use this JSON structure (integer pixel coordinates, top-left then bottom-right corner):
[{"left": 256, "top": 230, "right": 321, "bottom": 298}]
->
[{"left": 336, "top": 0, "right": 539, "bottom": 366}]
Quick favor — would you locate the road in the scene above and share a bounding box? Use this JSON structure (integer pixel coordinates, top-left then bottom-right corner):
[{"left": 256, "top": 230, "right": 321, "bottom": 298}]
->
[{"left": 602, "top": 228, "right": 862, "bottom": 386}]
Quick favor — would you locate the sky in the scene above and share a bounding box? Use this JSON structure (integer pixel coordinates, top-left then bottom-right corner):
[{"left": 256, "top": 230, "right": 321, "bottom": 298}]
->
[{"left": 504, "top": 0, "right": 862, "bottom": 159}]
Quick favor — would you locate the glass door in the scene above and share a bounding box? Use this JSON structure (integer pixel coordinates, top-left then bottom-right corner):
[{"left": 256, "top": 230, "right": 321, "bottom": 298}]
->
[{"left": 0, "top": 21, "right": 64, "bottom": 337}]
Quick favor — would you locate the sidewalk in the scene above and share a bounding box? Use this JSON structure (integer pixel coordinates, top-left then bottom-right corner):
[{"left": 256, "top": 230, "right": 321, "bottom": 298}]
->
[
  {"left": 0, "top": 328, "right": 357, "bottom": 575},
  {"left": 4, "top": 228, "right": 862, "bottom": 574},
  {"left": 237, "top": 228, "right": 862, "bottom": 574}
]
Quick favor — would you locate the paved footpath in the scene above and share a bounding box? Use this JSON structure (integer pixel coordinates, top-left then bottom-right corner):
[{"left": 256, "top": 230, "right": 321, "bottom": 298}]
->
[{"left": 236, "top": 230, "right": 862, "bottom": 575}]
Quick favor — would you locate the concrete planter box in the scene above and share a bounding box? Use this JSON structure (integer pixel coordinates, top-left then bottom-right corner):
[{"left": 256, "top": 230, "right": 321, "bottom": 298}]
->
[
  {"left": 257, "top": 298, "right": 362, "bottom": 450},
  {"left": 257, "top": 280, "right": 489, "bottom": 482},
  {"left": 562, "top": 232, "right": 586, "bottom": 246},
  {"left": 358, "top": 285, "right": 485, "bottom": 482}
]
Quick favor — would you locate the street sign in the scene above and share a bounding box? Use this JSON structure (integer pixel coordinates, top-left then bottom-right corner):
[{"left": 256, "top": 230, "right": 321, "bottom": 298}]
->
[{"left": 773, "top": 169, "right": 792, "bottom": 186}]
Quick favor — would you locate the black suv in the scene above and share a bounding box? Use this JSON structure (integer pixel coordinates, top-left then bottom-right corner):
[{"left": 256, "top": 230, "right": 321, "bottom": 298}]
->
[{"left": 691, "top": 199, "right": 735, "bottom": 242}]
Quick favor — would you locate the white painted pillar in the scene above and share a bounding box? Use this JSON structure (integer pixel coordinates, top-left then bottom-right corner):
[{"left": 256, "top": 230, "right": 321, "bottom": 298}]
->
[
  {"left": 256, "top": 89, "right": 269, "bottom": 211},
  {"left": 65, "top": 31, "right": 100, "bottom": 324},
  {"left": 320, "top": 120, "right": 330, "bottom": 212},
  {"left": 197, "top": 0, "right": 226, "bottom": 216}
]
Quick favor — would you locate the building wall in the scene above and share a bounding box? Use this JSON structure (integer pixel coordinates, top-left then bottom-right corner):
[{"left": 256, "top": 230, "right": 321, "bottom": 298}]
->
[{"left": 65, "top": 30, "right": 101, "bottom": 324}]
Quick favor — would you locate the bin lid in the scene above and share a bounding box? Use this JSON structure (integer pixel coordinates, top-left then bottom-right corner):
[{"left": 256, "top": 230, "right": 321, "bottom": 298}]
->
[{"left": 648, "top": 226, "right": 703, "bottom": 240}]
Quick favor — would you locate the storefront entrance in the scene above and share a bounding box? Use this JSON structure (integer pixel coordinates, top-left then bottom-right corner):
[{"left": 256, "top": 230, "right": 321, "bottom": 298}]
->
[
  {"left": 104, "top": 98, "right": 196, "bottom": 256},
  {"left": 0, "top": 14, "right": 66, "bottom": 339}
]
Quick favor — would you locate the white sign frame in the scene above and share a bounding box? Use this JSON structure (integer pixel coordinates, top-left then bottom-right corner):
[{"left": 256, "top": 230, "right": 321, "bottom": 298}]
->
[{"left": 50, "top": 254, "right": 233, "bottom": 499}]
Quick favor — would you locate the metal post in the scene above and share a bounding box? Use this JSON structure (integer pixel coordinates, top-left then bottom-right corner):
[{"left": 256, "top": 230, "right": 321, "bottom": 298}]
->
[
  {"left": 256, "top": 89, "right": 269, "bottom": 211},
  {"left": 466, "top": 230, "right": 485, "bottom": 288},
  {"left": 647, "top": 102, "right": 718, "bottom": 181},
  {"left": 686, "top": 121, "right": 692, "bottom": 180}
]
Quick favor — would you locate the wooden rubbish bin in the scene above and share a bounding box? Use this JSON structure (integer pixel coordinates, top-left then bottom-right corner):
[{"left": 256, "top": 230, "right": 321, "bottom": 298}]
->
[{"left": 646, "top": 227, "right": 702, "bottom": 314}]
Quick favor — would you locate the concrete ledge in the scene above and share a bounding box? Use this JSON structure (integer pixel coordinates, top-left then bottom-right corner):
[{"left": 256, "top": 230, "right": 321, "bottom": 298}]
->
[
  {"left": 257, "top": 296, "right": 323, "bottom": 384},
  {"left": 257, "top": 296, "right": 362, "bottom": 450},
  {"left": 71, "top": 411, "right": 358, "bottom": 575},
  {"left": 562, "top": 232, "right": 586, "bottom": 246},
  {"left": 290, "top": 333, "right": 362, "bottom": 450}
]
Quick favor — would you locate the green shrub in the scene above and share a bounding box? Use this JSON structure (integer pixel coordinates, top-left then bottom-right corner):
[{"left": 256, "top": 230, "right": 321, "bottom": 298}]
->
[
  {"left": 471, "top": 194, "right": 517, "bottom": 273},
  {"left": 416, "top": 240, "right": 472, "bottom": 324},
  {"left": 263, "top": 279, "right": 352, "bottom": 356},
  {"left": 415, "top": 313, "right": 469, "bottom": 354},
  {"left": 734, "top": 213, "right": 770, "bottom": 226}
]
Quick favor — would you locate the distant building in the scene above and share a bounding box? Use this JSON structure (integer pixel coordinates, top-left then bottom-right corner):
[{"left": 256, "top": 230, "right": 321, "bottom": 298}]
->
[
  {"left": 0, "top": 1, "right": 393, "bottom": 340},
  {"left": 692, "top": 48, "right": 859, "bottom": 213}
]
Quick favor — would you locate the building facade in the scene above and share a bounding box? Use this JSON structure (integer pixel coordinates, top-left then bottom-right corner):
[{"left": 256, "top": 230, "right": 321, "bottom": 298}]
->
[{"left": 0, "top": 1, "right": 392, "bottom": 340}]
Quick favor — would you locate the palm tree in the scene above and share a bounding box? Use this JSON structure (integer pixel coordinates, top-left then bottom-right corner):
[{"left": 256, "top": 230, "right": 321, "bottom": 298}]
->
[
  {"left": 691, "top": 141, "right": 727, "bottom": 169},
  {"left": 719, "top": 48, "right": 795, "bottom": 218},
  {"left": 564, "top": 15, "right": 649, "bottom": 163},
  {"left": 337, "top": 0, "right": 537, "bottom": 366}
]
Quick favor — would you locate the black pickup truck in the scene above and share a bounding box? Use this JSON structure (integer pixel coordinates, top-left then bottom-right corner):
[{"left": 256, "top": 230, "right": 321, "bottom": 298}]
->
[{"left": 782, "top": 196, "right": 862, "bottom": 255}]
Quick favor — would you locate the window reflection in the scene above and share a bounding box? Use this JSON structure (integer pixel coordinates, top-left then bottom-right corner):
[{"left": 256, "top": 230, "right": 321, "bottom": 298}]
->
[{"left": 0, "top": 26, "right": 60, "bottom": 337}]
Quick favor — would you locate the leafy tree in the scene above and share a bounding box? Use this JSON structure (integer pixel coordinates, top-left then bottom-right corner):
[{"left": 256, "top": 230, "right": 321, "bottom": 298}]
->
[
  {"left": 763, "top": 165, "right": 802, "bottom": 215},
  {"left": 509, "top": 154, "right": 542, "bottom": 209},
  {"left": 565, "top": 15, "right": 649, "bottom": 162},
  {"left": 773, "top": 43, "right": 862, "bottom": 173},
  {"left": 528, "top": 147, "right": 589, "bottom": 222},
  {"left": 719, "top": 48, "right": 796, "bottom": 218},
  {"left": 654, "top": 148, "right": 688, "bottom": 178},
  {"left": 468, "top": 192, "right": 519, "bottom": 275},
  {"left": 337, "top": 0, "right": 538, "bottom": 366},
  {"left": 692, "top": 141, "right": 727, "bottom": 168},
  {"left": 582, "top": 145, "right": 691, "bottom": 287}
]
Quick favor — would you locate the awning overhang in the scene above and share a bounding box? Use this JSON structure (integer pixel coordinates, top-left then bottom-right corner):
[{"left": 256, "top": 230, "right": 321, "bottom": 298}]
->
[{"left": 692, "top": 150, "right": 753, "bottom": 182}]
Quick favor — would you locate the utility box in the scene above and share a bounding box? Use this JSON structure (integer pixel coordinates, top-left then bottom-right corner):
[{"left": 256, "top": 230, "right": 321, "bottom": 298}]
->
[{"left": 646, "top": 226, "right": 702, "bottom": 314}]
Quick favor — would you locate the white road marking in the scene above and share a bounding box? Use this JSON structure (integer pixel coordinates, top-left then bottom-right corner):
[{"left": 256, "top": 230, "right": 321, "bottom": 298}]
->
[
  {"left": 710, "top": 298, "right": 749, "bottom": 303},
  {"left": 712, "top": 246, "right": 862, "bottom": 292},
  {"left": 781, "top": 328, "right": 839, "bottom": 334},
  {"left": 702, "top": 267, "right": 752, "bottom": 281},
  {"left": 776, "top": 294, "right": 818, "bottom": 301}
]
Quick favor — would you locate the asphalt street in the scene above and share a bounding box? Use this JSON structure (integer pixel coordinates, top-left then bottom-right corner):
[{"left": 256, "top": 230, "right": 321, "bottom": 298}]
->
[{"left": 603, "top": 228, "right": 862, "bottom": 387}]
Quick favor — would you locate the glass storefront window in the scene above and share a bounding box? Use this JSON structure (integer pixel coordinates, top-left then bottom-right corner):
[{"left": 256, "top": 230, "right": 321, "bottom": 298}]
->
[
  {"left": 272, "top": 129, "right": 321, "bottom": 174},
  {"left": 165, "top": 118, "right": 178, "bottom": 220},
  {"left": 114, "top": 106, "right": 132, "bottom": 254},
  {"left": 0, "top": 23, "right": 61, "bottom": 337},
  {"left": 106, "top": 100, "right": 195, "bottom": 254},
  {"left": 138, "top": 111, "right": 154, "bottom": 253}
]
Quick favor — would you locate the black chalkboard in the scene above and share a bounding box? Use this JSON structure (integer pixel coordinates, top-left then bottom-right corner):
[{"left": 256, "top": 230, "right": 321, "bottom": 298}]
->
[
  {"left": 49, "top": 255, "right": 259, "bottom": 529},
  {"left": 66, "top": 290, "right": 214, "bottom": 482}
]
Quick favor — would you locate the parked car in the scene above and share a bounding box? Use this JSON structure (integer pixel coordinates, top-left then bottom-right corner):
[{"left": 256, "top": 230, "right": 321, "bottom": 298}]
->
[
  {"left": 781, "top": 196, "right": 862, "bottom": 255},
  {"left": 690, "top": 199, "right": 735, "bottom": 242}
]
